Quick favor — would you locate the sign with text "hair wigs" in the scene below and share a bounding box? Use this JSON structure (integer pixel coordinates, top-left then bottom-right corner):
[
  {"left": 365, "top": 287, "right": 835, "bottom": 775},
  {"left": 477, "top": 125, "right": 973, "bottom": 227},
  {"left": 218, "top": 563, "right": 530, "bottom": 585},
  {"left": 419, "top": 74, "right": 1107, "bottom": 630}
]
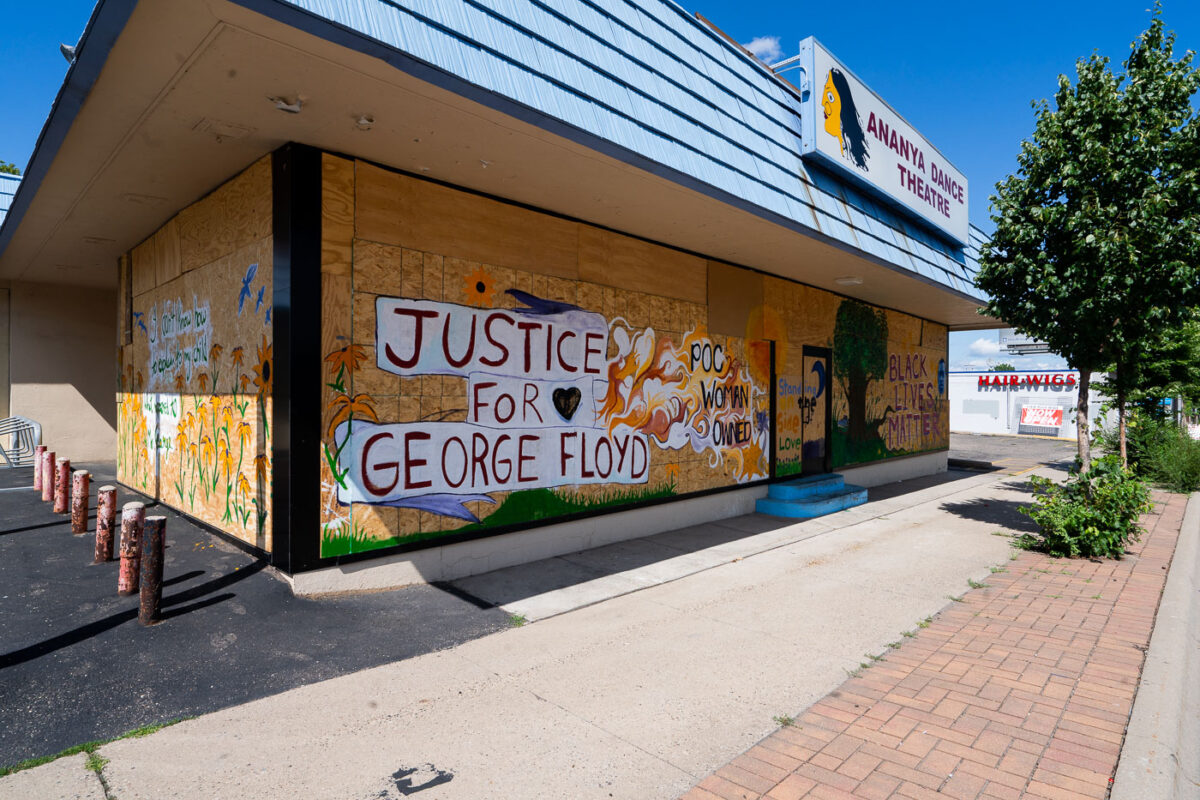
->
[{"left": 797, "top": 37, "right": 969, "bottom": 245}]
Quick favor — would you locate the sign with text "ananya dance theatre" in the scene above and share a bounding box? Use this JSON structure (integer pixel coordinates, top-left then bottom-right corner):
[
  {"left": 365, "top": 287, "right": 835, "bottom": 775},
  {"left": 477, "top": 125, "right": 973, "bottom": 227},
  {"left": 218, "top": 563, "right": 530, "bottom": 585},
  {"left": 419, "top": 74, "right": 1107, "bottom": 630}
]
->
[{"left": 797, "top": 37, "right": 969, "bottom": 245}]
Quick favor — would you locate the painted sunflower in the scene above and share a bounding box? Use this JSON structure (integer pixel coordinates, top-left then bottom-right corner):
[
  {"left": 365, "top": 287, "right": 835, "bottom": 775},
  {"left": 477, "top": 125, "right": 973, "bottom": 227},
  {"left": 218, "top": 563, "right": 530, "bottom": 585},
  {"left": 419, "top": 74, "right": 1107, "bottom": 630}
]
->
[
  {"left": 252, "top": 335, "right": 272, "bottom": 396},
  {"left": 324, "top": 343, "right": 368, "bottom": 378},
  {"left": 462, "top": 266, "right": 495, "bottom": 308},
  {"left": 231, "top": 346, "right": 245, "bottom": 368}
]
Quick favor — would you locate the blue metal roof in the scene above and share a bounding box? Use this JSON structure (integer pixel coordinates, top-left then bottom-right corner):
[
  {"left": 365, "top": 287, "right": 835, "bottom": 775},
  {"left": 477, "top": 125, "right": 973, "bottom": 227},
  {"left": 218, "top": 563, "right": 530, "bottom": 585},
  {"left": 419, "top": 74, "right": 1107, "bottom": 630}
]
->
[
  {"left": 278, "top": 0, "right": 985, "bottom": 301},
  {"left": 0, "top": 173, "right": 19, "bottom": 227}
]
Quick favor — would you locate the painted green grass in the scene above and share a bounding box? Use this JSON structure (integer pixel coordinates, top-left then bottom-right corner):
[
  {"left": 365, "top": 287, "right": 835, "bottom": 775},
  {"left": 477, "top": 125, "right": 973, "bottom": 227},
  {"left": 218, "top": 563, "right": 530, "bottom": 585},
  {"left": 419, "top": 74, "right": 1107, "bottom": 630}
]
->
[
  {"left": 775, "top": 459, "right": 804, "bottom": 478},
  {"left": 321, "top": 482, "right": 678, "bottom": 557},
  {"left": 0, "top": 718, "right": 189, "bottom": 777}
]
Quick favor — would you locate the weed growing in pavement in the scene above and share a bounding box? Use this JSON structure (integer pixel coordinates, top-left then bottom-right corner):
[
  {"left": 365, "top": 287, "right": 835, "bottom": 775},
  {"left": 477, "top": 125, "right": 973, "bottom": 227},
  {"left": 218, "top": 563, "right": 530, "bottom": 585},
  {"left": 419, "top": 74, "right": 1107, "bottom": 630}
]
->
[
  {"left": 887, "top": 641, "right": 901, "bottom": 649},
  {"left": 866, "top": 653, "right": 884, "bottom": 662},
  {"left": 845, "top": 666, "right": 863, "bottom": 678},
  {"left": 947, "top": 595, "right": 964, "bottom": 603},
  {"left": 84, "top": 752, "right": 109, "bottom": 774},
  {"left": 1092, "top": 594, "right": 1104, "bottom": 599},
  {"left": 967, "top": 578, "right": 988, "bottom": 589},
  {"left": 990, "top": 566, "right": 1007, "bottom": 574},
  {"left": 0, "top": 718, "right": 191, "bottom": 776},
  {"left": 901, "top": 630, "right": 917, "bottom": 638},
  {"left": 508, "top": 613, "right": 527, "bottom": 627},
  {"left": 1049, "top": 594, "right": 1062, "bottom": 599},
  {"left": 1009, "top": 551, "right": 1020, "bottom": 560},
  {"left": 917, "top": 616, "right": 933, "bottom": 628},
  {"left": 772, "top": 714, "right": 795, "bottom": 727}
]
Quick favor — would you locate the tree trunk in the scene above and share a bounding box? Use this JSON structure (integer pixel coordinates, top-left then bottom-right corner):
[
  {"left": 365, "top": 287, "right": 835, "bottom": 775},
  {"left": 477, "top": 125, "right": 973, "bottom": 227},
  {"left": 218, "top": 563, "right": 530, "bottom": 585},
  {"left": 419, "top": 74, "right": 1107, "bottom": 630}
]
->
[
  {"left": 1118, "top": 394, "right": 1128, "bottom": 468},
  {"left": 1077, "top": 370, "right": 1091, "bottom": 472}
]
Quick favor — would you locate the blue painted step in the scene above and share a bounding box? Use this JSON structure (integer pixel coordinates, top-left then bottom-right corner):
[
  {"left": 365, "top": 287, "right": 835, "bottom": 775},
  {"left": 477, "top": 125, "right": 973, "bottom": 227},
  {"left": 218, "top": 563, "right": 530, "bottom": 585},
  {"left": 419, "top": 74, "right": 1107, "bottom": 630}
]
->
[{"left": 756, "top": 473, "right": 868, "bottom": 519}]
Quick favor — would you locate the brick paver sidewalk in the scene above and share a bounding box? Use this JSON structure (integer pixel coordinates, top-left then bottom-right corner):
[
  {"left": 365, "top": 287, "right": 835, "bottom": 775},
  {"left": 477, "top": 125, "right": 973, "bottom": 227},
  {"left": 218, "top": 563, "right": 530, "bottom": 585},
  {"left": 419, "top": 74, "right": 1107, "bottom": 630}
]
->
[{"left": 682, "top": 491, "right": 1187, "bottom": 800}]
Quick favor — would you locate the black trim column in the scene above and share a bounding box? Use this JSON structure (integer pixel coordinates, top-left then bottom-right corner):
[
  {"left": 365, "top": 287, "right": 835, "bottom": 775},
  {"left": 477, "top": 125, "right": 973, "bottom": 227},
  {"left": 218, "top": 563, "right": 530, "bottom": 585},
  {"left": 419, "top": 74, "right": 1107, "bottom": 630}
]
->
[{"left": 271, "top": 143, "right": 323, "bottom": 574}]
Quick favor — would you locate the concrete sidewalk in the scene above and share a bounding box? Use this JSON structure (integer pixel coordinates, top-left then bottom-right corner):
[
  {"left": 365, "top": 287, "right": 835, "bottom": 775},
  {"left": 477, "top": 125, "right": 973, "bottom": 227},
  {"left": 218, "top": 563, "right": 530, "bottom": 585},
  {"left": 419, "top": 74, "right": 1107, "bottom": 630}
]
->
[{"left": 1, "top": 465, "right": 1043, "bottom": 800}]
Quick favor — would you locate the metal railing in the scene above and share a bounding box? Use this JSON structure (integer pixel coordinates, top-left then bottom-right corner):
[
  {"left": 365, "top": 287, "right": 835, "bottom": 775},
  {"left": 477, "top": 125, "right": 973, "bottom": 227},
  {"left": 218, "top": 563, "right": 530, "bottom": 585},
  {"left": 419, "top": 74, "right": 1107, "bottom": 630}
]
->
[{"left": 0, "top": 416, "right": 41, "bottom": 467}]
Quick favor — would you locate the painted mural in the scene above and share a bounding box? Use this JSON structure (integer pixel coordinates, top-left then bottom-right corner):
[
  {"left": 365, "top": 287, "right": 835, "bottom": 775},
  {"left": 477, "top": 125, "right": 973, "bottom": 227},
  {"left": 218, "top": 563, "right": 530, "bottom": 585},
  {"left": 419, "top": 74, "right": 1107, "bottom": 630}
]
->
[
  {"left": 116, "top": 157, "right": 273, "bottom": 551},
  {"left": 317, "top": 156, "right": 947, "bottom": 557},
  {"left": 319, "top": 278, "right": 769, "bottom": 557}
]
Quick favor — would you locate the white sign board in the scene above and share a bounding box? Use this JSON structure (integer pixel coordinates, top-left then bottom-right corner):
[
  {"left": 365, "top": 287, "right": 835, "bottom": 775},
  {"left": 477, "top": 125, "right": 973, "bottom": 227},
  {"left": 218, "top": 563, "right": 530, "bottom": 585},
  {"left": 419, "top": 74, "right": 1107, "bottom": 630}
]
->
[{"left": 798, "top": 37, "right": 969, "bottom": 245}]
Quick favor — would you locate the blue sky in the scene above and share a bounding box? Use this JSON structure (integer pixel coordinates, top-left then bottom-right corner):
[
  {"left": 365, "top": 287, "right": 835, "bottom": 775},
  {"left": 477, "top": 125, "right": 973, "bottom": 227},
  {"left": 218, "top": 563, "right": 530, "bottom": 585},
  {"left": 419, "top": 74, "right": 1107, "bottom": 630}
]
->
[{"left": 2, "top": 0, "right": 1196, "bottom": 370}]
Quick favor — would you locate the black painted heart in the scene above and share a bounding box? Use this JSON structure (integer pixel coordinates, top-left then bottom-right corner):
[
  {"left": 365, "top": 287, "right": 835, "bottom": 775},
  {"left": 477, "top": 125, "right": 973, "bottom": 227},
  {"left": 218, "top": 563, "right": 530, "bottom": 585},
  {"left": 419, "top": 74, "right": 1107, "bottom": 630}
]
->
[{"left": 552, "top": 387, "right": 582, "bottom": 421}]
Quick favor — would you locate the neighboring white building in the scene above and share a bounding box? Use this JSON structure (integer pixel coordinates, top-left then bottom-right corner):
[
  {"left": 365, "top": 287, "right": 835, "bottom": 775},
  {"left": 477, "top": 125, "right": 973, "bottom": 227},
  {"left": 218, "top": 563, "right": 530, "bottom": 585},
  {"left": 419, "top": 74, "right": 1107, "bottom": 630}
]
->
[{"left": 950, "top": 370, "right": 1113, "bottom": 440}]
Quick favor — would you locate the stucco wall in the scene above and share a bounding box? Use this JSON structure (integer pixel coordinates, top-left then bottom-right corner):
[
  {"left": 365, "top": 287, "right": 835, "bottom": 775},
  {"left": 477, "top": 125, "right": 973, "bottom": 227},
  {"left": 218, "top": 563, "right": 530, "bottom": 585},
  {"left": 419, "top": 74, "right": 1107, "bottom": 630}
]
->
[{"left": 9, "top": 281, "right": 117, "bottom": 460}]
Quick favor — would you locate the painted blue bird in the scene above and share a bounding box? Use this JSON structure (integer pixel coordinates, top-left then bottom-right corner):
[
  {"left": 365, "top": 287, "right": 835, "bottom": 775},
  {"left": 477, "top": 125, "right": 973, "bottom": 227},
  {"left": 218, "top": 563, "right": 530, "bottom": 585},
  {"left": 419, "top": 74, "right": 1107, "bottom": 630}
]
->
[
  {"left": 132, "top": 311, "right": 147, "bottom": 334},
  {"left": 255, "top": 285, "right": 265, "bottom": 313},
  {"left": 237, "top": 262, "right": 258, "bottom": 316}
]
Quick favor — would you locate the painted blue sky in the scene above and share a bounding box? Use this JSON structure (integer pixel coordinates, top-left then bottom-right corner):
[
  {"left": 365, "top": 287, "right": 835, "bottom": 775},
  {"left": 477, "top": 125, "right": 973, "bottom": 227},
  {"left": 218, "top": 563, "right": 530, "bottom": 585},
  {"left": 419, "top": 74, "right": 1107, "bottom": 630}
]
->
[{"left": 2, "top": 0, "right": 1196, "bottom": 370}]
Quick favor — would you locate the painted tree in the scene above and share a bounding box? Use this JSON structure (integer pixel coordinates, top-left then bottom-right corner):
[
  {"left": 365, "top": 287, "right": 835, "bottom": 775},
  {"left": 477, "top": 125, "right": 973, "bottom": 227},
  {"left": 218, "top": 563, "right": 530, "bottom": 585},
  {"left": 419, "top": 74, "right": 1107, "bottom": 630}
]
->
[
  {"left": 976, "top": 5, "right": 1200, "bottom": 470},
  {"left": 833, "top": 299, "right": 887, "bottom": 444},
  {"left": 0, "top": 162, "right": 19, "bottom": 176}
]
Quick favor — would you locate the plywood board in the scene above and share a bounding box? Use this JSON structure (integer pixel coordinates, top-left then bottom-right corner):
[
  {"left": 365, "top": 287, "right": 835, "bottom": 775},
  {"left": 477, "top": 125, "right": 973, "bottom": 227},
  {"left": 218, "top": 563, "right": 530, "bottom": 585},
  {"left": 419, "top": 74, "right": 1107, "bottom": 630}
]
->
[
  {"left": 355, "top": 162, "right": 579, "bottom": 279},
  {"left": 706, "top": 260, "right": 762, "bottom": 337},
  {"left": 131, "top": 238, "right": 156, "bottom": 297},
  {"left": 322, "top": 154, "right": 355, "bottom": 277},
  {"left": 578, "top": 226, "right": 706, "bottom": 303},
  {"left": 153, "top": 217, "right": 182, "bottom": 288}
]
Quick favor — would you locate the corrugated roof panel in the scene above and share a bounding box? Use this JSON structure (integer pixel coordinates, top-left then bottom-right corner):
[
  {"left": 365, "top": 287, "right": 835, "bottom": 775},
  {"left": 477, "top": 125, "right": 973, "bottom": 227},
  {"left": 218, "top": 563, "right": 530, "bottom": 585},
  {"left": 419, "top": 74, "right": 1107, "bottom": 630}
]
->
[{"left": 285, "top": 0, "right": 984, "bottom": 300}]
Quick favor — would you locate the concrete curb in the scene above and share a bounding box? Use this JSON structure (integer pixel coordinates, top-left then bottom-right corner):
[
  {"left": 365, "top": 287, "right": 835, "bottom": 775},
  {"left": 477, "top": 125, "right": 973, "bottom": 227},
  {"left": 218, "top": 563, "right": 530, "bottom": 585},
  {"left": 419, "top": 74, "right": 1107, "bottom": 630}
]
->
[{"left": 1111, "top": 491, "right": 1200, "bottom": 800}]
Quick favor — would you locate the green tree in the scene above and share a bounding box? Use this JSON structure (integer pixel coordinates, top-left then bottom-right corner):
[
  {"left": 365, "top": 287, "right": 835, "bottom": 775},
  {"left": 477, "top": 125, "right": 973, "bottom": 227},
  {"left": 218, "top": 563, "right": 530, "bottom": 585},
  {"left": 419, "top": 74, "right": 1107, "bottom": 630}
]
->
[
  {"left": 1098, "top": 319, "right": 1200, "bottom": 419},
  {"left": 833, "top": 299, "right": 887, "bottom": 444},
  {"left": 0, "top": 162, "right": 20, "bottom": 176},
  {"left": 976, "top": 5, "right": 1200, "bottom": 470},
  {"left": 992, "top": 363, "right": 1016, "bottom": 372}
]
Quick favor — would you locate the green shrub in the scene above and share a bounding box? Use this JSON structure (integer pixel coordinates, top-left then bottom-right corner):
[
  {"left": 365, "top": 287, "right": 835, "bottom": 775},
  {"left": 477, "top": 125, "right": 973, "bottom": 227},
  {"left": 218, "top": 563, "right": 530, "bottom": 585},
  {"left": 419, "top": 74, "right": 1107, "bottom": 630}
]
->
[
  {"left": 1097, "top": 413, "right": 1200, "bottom": 492},
  {"left": 1019, "top": 454, "right": 1152, "bottom": 558}
]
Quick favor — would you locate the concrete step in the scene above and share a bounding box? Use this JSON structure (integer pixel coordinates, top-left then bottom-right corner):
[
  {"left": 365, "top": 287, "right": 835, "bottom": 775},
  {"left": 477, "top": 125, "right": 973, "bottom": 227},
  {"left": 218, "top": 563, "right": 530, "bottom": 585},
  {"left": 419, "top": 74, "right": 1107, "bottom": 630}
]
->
[
  {"left": 766, "top": 473, "right": 845, "bottom": 500},
  {"left": 756, "top": 483, "right": 869, "bottom": 519}
]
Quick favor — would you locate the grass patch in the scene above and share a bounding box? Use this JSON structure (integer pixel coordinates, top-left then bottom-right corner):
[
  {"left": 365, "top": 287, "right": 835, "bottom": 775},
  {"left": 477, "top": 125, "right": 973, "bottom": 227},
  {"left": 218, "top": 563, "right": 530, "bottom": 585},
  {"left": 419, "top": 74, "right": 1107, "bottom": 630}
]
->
[
  {"left": 321, "top": 483, "right": 678, "bottom": 557},
  {"left": 990, "top": 566, "right": 1006, "bottom": 574},
  {"left": 508, "top": 613, "right": 527, "bottom": 628},
  {"left": 773, "top": 714, "right": 795, "bottom": 727},
  {"left": 901, "top": 630, "right": 916, "bottom": 638},
  {"left": 917, "top": 616, "right": 932, "bottom": 629},
  {"left": 947, "top": 595, "right": 964, "bottom": 603},
  {"left": 886, "top": 641, "right": 901, "bottom": 649},
  {"left": 967, "top": 578, "right": 988, "bottom": 589},
  {"left": 0, "top": 718, "right": 190, "bottom": 776}
]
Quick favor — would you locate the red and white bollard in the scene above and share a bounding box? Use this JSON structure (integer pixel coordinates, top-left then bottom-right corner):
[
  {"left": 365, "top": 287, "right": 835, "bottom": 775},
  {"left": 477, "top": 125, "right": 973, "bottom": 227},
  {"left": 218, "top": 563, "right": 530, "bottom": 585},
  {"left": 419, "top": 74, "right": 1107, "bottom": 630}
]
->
[
  {"left": 53, "top": 458, "right": 70, "bottom": 514},
  {"left": 118, "top": 502, "right": 145, "bottom": 595},
  {"left": 139, "top": 516, "right": 166, "bottom": 626},
  {"left": 71, "top": 470, "right": 90, "bottom": 535},
  {"left": 41, "top": 450, "right": 55, "bottom": 502},
  {"left": 95, "top": 486, "right": 117, "bottom": 563},
  {"left": 33, "top": 444, "right": 45, "bottom": 491}
]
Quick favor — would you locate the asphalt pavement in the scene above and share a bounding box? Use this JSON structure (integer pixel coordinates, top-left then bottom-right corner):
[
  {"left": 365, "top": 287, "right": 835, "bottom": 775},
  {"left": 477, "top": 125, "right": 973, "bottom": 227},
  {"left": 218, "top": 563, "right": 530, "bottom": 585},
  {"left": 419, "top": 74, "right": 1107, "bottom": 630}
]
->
[{"left": 0, "top": 463, "right": 509, "bottom": 767}]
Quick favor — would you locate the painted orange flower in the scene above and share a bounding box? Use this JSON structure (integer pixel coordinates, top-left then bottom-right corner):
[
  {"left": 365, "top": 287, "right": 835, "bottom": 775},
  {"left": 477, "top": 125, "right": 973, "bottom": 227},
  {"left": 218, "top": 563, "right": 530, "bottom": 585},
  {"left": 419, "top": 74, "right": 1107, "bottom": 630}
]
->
[
  {"left": 174, "top": 429, "right": 188, "bottom": 455},
  {"left": 197, "top": 372, "right": 209, "bottom": 392},
  {"left": 253, "top": 453, "right": 270, "bottom": 484},
  {"left": 252, "top": 335, "right": 272, "bottom": 396},
  {"left": 220, "top": 405, "right": 234, "bottom": 429},
  {"left": 462, "top": 266, "right": 495, "bottom": 308},
  {"left": 174, "top": 372, "right": 185, "bottom": 392},
  {"left": 236, "top": 421, "right": 252, "bottom": 447},
  {"left": 664, "top": 463, "right": 681, "bottom": 480},
  {"left": 209, "top": 343, "right": 224, "bottom": 362},
  {"left": 326, "top": 393, "right": 379, "bottom": 438},
  {"left": 216, "top": 439, "right": 233, "bottom": 480},
  {"left": 231, "top": 347, "right": 245, "bottom": 368},
  {"left": 189, "top": 442, "right": 198, "bottom": 461},
  {"left": 201, "top": 435, "right": 215, "bottom": 466},
  {"left": 325, "top": 344, "right": 368, "bottom": 377},
  {"left": 135, "top": 370, "right": 144, "bottom": 391},
  {"left": 237, "top": 473, "right": 252, "bottom": 498},
  {"left": 239, "top": 374, "right": 251, "bottom": 392}
]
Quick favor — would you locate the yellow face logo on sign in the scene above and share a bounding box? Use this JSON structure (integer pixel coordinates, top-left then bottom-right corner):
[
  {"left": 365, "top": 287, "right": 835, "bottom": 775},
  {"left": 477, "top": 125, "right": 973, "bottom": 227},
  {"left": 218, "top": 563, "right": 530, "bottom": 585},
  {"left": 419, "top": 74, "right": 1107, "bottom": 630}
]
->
[{"left": 820, "top": 68, "right": 869, "bottom": 170}]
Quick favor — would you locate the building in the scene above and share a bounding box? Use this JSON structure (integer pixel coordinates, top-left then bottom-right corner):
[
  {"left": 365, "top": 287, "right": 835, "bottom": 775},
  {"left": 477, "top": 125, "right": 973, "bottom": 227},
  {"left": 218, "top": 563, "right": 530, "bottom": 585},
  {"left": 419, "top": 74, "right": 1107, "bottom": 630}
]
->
[
  {"left": 949, "top": 370, "right": 1112, "bottom": 440},
  {"left": 0, "top": 0, "right": 998, "bottom": 592}
]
